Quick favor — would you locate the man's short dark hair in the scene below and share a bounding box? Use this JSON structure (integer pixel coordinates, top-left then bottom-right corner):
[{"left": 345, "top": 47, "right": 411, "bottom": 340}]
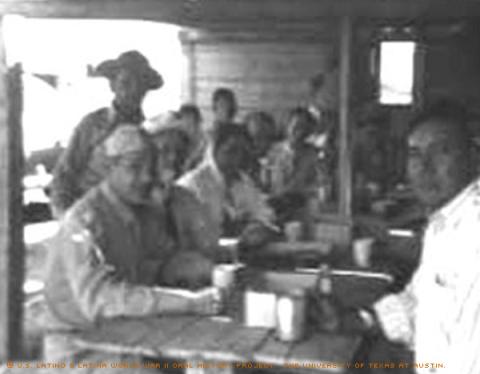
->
[
  {"left": 179, "top": 104, "right": 202, "bottom": 123},
  {"left": 409, "top": 98, "right": 471, "bottom": 144},
  {"left": 287, "top": 107, "right": 317, "bottom": 135},
  {"left": 309, "top": 73, "right": 325, "bottom": 95}
]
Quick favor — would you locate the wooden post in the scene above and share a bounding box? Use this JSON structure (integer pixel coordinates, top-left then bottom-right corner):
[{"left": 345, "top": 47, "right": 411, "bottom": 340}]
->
[
  {"left": 338, "top": 15, "right": 353, "bottom": 224},
  {"left": 180, "top": 31, "right": 197, "bottom": 104},
  {"left": 0, "top": 17, "right": 25, "bottom": 361}
]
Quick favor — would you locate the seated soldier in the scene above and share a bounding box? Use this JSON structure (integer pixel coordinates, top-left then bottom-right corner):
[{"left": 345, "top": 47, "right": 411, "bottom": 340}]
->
[
  {"left": 351, "top": 102, "right": 479, "bottom": 374},
  {"left": 244, "top": 111, "right": 278, "bottom": 190},
  {"left": 149, "top": 120, "right": 217, "bottom": 286},
  {"left": 268, "top": 108, "right": 323, "bottom": 197},
  {"left": 178, "top": 104, "right": 208, "bottom": 171},
  {"left": 43, "top": 125, "right": 221, "bottom": 373},
  {"left": 265, "top": 108, "right": 326, "bottom": 222},
  {"left": 176, "top": 124, "right": 278, "bottom": 252}
]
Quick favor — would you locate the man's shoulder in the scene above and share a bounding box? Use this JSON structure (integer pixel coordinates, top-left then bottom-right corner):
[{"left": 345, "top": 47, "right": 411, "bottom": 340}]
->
[
  {"left": 267, "top": 141, "right": 288, "bottom": 159},
  {"left": 63, "top": 186, "right": 107, "bottom": 230},
  {"left": 75, "top": 107, "right": 112, "bottom": 134},
  {"left": 301, "top": 143, "right": 319, "bottom": 156},
  {"left": 430, "top": 178, "right": 480, "bottom": 230},
  {"left": 170, "top": 185, "right": 203, "bottom": 212},
  {"left": 177, "top": 162, "right": 210, "bottom": 186}
]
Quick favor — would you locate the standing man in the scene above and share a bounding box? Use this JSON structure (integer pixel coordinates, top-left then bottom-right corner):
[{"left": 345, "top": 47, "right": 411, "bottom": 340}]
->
[
  {"left": 49, "top": 50, "right": 163, "bottom": 217},
  {"left": 44, "top": 125, "right": 220, "bottom": 372},
  {"left": 356, "top": 103, "right": 480, "bottom": 374}
]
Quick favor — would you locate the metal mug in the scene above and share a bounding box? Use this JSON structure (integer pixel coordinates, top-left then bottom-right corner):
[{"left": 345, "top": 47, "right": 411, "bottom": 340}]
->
[
  {"left": 212, "top": 264, "right": 245, "bottom": 318},
  {"left": 353, "top": 237, "right": 375, "bottom": 268}
]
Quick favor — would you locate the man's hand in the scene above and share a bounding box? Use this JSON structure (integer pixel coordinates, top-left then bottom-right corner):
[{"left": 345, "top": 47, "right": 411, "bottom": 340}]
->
[
  {"left": 239, "top": 223, "right": 276, "bottom": 249},
  {"left": 190, "top": 287, "right": 223, "bottom": 316},
  {"left": 342, "top": 308, "right": 379, "bottom": 334},
  {"left": 159, "top": 251, "right": 214, "bottom": 290}
]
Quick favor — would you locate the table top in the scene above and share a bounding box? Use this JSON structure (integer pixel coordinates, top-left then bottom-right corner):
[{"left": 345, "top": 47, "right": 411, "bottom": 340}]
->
[{"left": 72, "top": 315, "right": 363, "bottom": 372}]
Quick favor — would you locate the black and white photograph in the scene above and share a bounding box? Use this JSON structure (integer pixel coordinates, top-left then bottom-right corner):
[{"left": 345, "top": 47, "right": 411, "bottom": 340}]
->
[{"left": 0, "top": 1, "right": 479, "bottom": 373}]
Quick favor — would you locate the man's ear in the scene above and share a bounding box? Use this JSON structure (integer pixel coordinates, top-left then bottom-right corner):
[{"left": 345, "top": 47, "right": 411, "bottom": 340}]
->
[{"left": 109, "top": 78, "right": 116, "bottom": 93}]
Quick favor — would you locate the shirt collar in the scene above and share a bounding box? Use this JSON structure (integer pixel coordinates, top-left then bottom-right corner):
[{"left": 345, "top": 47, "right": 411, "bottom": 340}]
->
[
  {"left": 110, "top": 101, "right": 145, "bottom": 125},
  {"left": 429, "top": 179, "right": 480, "bottom": 226},
  {"left": 100, "top": 182, "right": 137, "bottom": 226},
  {"left": 308, "top": 105, "right": 322, "bottom": 121},
  {"left": 204, "top": 145, "right": 226, "bottom": 188}
]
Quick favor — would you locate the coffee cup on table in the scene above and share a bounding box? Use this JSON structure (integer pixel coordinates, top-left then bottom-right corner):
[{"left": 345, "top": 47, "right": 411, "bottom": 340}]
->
[
  {"left": 353, "top": 237, "right": 375, "bottom": 268},
  {"left": 244, "top": 290, "right": 277, "bottom": 328},
  {"left": 212, "top": 264, "right": 245, "bottom": 316},
  {"left": 276, "top": 289, "right": 307, "bottom": 342},
  {"left": 284, "top": 221, "right": 303, "bottom": 242}
]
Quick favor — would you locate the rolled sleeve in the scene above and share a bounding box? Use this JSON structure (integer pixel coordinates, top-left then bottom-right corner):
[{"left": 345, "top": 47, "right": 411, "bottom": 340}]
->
[
  {"left": 54, "top": 222, "right": 196, "bottom": 324},
  {"left": 373, "top": 285, "right": 416, "bottom": 347},
  {"left": 235, "top": 175, "right": 275, "bottom": 226}
]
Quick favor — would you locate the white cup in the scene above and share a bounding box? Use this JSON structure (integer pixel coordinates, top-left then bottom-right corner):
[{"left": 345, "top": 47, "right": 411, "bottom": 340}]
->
[
  {"left": 353, "top": 237, "right": 375, "bottom": 268},
  {"left": 284, "top": 221, "right": 303, "bottom": 242},
  {"left": 244, "top": 290, "right": 277, "bottom": 328},
  {"left": 276, "top": 289, "right": 306, "bottom": 342},
  {"left": 212, "top": 264, "right": 241, "bottom": 290}
]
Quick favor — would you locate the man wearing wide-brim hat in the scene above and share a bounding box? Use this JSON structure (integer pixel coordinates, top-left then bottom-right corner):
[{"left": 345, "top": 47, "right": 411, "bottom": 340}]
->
[{"left": 50, "top": 50, "right": 163, "bottom": 217}]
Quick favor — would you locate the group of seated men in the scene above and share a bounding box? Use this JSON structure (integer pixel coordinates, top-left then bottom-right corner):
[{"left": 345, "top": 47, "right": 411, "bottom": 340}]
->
[{"left": 42, "top": 49, "right": 480, "bottom": 374}]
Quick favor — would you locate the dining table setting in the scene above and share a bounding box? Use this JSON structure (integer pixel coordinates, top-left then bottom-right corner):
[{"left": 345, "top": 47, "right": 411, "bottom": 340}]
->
[{"left": 71, "top": 217, "right": 405, "bottom": 374}]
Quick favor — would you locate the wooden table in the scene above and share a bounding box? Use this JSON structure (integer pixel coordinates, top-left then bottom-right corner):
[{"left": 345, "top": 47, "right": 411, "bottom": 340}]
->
[{"left": 72, "top": 315, "right": 363, "bottom": 374}]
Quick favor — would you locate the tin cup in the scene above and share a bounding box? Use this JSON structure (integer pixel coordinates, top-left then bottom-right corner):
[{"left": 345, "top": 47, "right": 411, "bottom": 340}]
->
[
  {"left": 212, "top": 264, "right": 238, "bottom": 290},
  {"left": 275, "top": 289, "right": 307, "bottom": 342},
  {"left": 353, "top": 237, "right": 375, "bottom": 268},
  {"left": 284, "top": 221, "right": 303, "bottom": 242},
  {"left": 212, "top": 264, "right": 245, "bottom": 317}
]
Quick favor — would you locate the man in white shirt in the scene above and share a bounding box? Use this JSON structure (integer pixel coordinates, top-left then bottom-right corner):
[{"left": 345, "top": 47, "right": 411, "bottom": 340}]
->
[{"left": 359, "top": 101, "right": 479, "bottom": 374}]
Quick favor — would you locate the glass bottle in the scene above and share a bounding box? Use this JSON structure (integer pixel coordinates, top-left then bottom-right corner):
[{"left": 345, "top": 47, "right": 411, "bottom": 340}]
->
[{"left": 316, "top": 264, "right": 340, "bottom": 332}]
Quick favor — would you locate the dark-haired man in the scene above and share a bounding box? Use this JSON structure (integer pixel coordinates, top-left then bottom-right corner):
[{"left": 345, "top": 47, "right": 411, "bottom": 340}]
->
[
  {"left": 177, "top": 124, "right": 277, "bottom": 250},
  {"left": 178, "top": 104, "right": 207, "bottom": 170},
  {"left": 357, "top": 104, "right": 480, "bottom": 374},
  {"left": 244, "top": 111, "right": 277, "bottom": 189}
]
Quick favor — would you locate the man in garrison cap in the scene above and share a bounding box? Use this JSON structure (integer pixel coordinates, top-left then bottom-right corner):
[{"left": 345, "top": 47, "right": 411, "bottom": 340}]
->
[
  {"left": 50, "top": 50, "right": 163, "bottom": 217},
  {"left": 43, "top": 126, "right": 221, "bottom": 373}
]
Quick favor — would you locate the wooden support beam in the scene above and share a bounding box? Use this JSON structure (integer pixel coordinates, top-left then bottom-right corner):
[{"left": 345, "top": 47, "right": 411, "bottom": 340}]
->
[
  {"left": 0, "top": 17, "right": 25, "bottom": 361},
  {"left": 1, "top": 0, "right": 480, "bottom": 23},
  {"left": 338, "top": 15, "right": 353, "bottom": 223}
]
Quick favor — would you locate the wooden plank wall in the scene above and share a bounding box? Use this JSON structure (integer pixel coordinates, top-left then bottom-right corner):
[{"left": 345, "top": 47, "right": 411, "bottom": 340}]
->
[{"left": 181, "top": 26, "right": 337, "bottom": 130}]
